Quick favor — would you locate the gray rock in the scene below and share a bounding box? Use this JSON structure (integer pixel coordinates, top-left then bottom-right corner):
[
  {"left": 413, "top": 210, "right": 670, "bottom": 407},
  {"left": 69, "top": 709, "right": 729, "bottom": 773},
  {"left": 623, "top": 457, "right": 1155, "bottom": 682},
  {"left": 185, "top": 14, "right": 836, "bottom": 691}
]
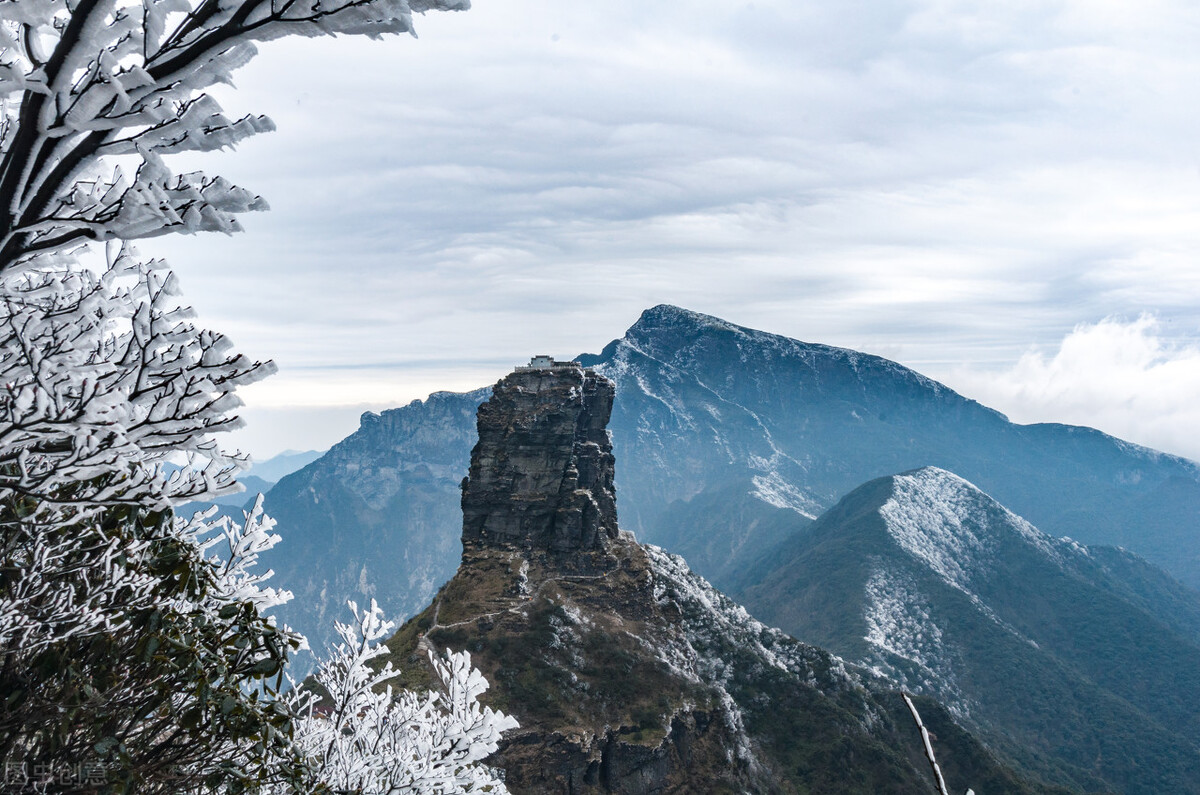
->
[{"left": 462, "top": 365, "right": 618, "bottom": 553}]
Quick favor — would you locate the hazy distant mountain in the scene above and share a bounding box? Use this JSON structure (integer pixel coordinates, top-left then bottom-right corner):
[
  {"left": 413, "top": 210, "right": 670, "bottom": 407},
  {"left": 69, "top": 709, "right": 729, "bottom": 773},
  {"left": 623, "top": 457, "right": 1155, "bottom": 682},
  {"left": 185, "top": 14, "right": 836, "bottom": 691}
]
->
[
  {"left": 249, "top": 449, "right": 324, "bottom": 483},
  {"left": 583, "top": 305, "right": 1200, "bottom": 593},
  {"left": 200, "top": 474, "right": 276, "bottom": 508},
  {"left": 260, "top": 305, "right": 1200, "bottom": 660},
  {"left": 735, "top": 467, "right": 1200, "bottom": 794},
  {"left": 175, "top": 449, "right": 325, "bottom": 522},
  {"left": 260, "top": 390, "right": 486, "bottom": 664}
]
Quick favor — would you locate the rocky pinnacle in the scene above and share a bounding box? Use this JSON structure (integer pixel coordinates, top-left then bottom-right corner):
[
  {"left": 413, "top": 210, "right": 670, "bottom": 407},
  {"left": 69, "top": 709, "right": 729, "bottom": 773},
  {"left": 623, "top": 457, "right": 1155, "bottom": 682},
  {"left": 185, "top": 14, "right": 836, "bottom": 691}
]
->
[{"left": 461, "top": 363, "right": 619, "bottom": 553}]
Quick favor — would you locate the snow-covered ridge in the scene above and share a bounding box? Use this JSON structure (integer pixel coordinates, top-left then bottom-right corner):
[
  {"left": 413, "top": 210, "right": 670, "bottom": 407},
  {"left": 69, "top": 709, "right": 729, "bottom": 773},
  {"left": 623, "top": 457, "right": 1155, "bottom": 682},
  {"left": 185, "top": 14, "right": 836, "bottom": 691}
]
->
[
  {"left": 879, "top": 467, "right": 1059, "bottom": 595},
  {"left": 628, "top": 305, "right": 959, "bottom": 399},
  {"left": 631, "top": 304, "right": 860, "bottom": 363},
  {"left": 750, "top": 470, "right": 819, "bottom": 518},
  {"left": 880, "top": 468, "right": 992, "bottom": 593},
  {"left": 633, "top": 304, "right": 744, "bottom": 335},
  {"left": 632, "top": 307, "right": 1199, "bottom": 476}
]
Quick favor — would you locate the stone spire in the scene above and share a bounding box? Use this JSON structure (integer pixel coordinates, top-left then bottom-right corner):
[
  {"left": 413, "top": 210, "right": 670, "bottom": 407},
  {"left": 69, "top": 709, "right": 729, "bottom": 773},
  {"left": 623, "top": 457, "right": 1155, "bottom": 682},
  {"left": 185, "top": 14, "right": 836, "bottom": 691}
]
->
[{"left": 461, "top": 362, "right": 619, "bottom": 553}]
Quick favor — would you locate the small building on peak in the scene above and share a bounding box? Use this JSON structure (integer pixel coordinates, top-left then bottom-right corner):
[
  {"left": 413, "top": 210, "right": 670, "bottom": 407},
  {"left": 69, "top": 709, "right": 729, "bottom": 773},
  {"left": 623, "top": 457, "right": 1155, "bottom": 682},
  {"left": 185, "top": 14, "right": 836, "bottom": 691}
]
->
[{"left": 519, "top": 355, "right": 581, "bottom": 370}]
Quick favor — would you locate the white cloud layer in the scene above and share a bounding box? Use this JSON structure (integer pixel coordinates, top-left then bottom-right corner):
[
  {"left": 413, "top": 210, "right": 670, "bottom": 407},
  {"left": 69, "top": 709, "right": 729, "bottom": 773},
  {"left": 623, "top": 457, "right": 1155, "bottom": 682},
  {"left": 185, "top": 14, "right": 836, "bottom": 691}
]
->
[
  {"left": 946, "top": 316, "right": 1200, "bottom": 462},
  {"left": 145, "top": 0, "right": 1200, "bottom": 457}
]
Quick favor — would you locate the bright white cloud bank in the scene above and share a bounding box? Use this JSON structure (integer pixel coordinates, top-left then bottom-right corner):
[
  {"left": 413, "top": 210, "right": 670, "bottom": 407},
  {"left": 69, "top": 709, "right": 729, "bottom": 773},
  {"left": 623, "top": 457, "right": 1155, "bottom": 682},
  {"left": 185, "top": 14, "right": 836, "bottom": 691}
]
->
[
  {"left": 150, "top": 0, "right": 1200, "bottom": 458},
  {"left": 948, "top": 317, "right": 1200, "bottom": 461}
]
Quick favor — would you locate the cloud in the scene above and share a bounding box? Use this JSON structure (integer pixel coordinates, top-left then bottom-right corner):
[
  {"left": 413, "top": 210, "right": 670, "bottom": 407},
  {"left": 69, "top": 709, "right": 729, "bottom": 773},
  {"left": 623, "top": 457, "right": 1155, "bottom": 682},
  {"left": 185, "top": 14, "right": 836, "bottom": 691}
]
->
[
  {"left": 144, "top": 0, "right": 1200, "bottom": 457},
  {"left": 945, "top": 316, "right": 1200, "bottom": 462}
]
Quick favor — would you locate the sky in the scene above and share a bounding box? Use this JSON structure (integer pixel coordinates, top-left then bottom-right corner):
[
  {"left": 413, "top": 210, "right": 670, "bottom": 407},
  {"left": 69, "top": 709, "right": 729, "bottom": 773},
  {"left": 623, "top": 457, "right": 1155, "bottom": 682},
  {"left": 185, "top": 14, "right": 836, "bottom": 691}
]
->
[{"left": 155, "top": 0, "right": 1200, "bottom": 462}]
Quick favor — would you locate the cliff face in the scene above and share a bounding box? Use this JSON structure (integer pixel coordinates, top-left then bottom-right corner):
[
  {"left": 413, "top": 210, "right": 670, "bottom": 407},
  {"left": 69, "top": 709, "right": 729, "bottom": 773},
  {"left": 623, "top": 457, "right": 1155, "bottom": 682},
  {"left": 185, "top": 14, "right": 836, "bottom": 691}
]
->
[
  {"left": 462, "top": 366, "right": 618, "bottom": 553},
  {"left": 380, "top": 363, "right": 1056, "bottom": 794}
]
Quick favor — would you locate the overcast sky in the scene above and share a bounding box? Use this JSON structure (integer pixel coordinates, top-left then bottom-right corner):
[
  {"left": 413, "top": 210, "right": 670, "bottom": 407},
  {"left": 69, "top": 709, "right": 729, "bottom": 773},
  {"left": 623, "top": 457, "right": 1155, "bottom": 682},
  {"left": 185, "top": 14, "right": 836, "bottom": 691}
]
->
[{"left": 156, "top": 0, "right": 1200, "bottom": 462}]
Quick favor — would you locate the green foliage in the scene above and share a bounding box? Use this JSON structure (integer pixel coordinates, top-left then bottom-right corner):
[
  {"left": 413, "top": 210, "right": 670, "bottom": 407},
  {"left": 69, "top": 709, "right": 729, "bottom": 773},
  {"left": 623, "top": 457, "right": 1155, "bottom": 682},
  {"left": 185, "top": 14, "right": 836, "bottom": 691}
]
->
[
  {"left": 0, "top": 500, "right": 307, "bottom": 794},
  {"left": 737, "top": 473, "right": 1200, "bottom": 794},
  {"left": 478, "top": 605, "right": 573, "bottom": 722}
]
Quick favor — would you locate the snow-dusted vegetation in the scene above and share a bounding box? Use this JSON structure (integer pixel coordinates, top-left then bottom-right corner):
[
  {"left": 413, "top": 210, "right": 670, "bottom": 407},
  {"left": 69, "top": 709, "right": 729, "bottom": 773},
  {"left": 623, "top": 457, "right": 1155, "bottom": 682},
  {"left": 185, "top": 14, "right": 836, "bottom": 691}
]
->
[
  {"left": 280, "top": 601, "right": 516, "bottom": 794},
  {"left": 0, "top": 0, "right": 516, "bottom": 791}
]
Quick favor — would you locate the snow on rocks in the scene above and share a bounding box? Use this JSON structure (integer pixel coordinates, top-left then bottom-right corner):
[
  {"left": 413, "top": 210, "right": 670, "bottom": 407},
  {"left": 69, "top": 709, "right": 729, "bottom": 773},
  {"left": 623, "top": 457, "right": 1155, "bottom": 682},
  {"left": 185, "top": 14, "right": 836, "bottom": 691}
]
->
[
  {"left": 750, "top": 469, "right": 820, "bottom": 518},
  {"left": 646, "top": 544, "right": 859, "bottom": 693},
  {"left": 881, "top": 467, "right": 1065, "bottom": 596}
]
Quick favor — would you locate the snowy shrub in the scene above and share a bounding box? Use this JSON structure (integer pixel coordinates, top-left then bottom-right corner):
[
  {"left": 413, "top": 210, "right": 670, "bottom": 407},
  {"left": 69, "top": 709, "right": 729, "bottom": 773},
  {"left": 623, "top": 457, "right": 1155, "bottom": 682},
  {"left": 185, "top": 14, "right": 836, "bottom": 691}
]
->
[
  {"left": 282, "top": 601, "right": 517, "bottom": 795},
  {"left": 0, "top": 240, "right": 300, "bottom": 792},
  {"left": 0, "top": 493, "right": 308, "bottom": 793}
]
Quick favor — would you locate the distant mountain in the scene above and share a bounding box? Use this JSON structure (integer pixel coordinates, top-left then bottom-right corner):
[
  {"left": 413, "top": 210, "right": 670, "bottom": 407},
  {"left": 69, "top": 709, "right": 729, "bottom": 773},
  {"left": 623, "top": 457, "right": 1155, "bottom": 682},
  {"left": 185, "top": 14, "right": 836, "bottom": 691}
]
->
[
  {"left": 735, "top": 467, "right": 1200, "bottom": 794},
  {"left": 260, "top": 305, "right": 1200, "bottom": 660},
  {"left": 175, "top": 450, "right": 324, "bottom": 519},
  {"left": 583, "top": 305, "right": 1200, "bottom": 593},
  {"left": 203, "top": 474, "right": 276, "bottom": 507},
  {"left": 249, "top": 449, "right": 324, "bottom": 483},
  {"left": 260, "top": 390, "right": 486, "bottom": 664},
  {"left": 377, "top": 364, "right": 1054, "bottom": 793}
]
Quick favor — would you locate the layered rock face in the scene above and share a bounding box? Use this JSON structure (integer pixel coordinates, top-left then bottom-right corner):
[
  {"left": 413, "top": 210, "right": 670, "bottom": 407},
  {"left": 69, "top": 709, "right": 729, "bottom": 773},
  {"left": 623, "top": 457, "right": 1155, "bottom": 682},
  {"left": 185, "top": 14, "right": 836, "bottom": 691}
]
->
[{"left": 462, "top": 365, "right": 619, "bottom": 553}]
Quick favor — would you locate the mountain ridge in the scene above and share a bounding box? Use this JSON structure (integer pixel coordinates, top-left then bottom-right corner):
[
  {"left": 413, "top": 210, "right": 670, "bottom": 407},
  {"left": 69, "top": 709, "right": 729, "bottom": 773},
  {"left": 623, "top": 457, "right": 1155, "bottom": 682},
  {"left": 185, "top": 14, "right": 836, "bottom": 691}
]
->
[
  {"left": 583, "top": 304, "right": 1200, "bottom": 591},
  {"left": 377, "top": 363, "right": 1056, "bottom": 793},
  {"left": 735, "top": 466, "right": 1200, "bottom": 794},
  {"left": 260, "top": 304, "right": 1200, "bottom": 667}
]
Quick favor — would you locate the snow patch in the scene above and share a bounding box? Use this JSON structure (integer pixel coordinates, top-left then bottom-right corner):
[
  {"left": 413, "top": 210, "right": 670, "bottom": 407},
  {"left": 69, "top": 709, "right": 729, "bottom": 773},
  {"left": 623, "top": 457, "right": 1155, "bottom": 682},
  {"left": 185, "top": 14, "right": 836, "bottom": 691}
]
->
[
  {"left": 516, "top": 559, "right": 531, "bottom": 596},
  {"left": 863, "top": 567, "right": 945, "bottom": 665},
  {"left": 880, "top": 469, "right": 992, "bottom": 592},
  {"left": 645, "top": 545, "right": 858, "bottom": 692},
  {"left": 878, "top": 468, "right": 1053, "bottom": 647},
  {"left": 633, "top": 372, "right": 698, "bottom": 431},
  {"left": 750, "top": 471, "right": 819, "bottom": 518},
  {"left": 881, "top": 468, "right": 1060, "bottom": 593}
]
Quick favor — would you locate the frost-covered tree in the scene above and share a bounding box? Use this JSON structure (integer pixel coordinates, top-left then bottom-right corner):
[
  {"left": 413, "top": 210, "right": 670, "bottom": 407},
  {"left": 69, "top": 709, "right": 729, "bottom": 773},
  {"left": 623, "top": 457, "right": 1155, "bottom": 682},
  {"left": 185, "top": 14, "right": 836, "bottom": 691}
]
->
[
  {"left": 0, "top": 0, "right": 466, "bottom": 273},
  {"left": 0, "top": 492, "right": 306, "bottom": 793},
  {"left": 0, "top": 0, "right": 516, "bottom": 792},
  {"left": 0, "top": 236, "right": 301, "bottom": 793},
  {"left": 281, "top": 601, "right": 517, "bottom": 795},
  {"left": 0, "top": 0, "right": 470, "bottom": 600}
]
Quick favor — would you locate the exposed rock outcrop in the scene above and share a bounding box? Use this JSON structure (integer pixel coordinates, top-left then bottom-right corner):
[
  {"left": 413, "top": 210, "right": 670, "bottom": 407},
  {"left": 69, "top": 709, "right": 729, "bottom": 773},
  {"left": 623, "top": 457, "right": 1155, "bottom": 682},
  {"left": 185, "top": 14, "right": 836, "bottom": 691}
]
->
[
  {"left": 261, "top": 304, "right": 1200, "bottom": 687},
  {"left": 462, "top": 365, "right": 618, "bottom": 553}
]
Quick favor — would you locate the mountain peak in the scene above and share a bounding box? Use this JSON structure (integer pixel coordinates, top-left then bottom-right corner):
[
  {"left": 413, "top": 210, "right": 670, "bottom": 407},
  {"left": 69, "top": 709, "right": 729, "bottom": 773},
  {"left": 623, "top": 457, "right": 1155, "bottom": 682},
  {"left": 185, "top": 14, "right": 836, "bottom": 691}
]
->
[
  {"left": 460, "top": 363, "right": 619, "bottom": 554},
  {"left": 382, "top": 380, "right": 1041, "bottom": 794},
  {"left": 620, "top": 304, "right": 924, "bottom": 386},
  {"left": 738, "top": 463, "right": 1200, "bottom": 794},
  {"left": 881, "top": 467, "right": 1056, "bottom": 593},
  {"left": 630, "top": 304, "right": 739, "bottom": 334}
]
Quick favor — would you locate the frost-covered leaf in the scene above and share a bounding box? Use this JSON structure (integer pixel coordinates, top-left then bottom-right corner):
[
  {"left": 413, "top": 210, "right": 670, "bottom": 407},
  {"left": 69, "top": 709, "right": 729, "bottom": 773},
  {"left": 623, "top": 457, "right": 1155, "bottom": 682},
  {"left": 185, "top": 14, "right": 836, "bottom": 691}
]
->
[
  {"left": 0, "top": 0, "right": 468, "bottom": 270},
  {"left": 282, "top": 601, "right": 517, "bottom": 794}
]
